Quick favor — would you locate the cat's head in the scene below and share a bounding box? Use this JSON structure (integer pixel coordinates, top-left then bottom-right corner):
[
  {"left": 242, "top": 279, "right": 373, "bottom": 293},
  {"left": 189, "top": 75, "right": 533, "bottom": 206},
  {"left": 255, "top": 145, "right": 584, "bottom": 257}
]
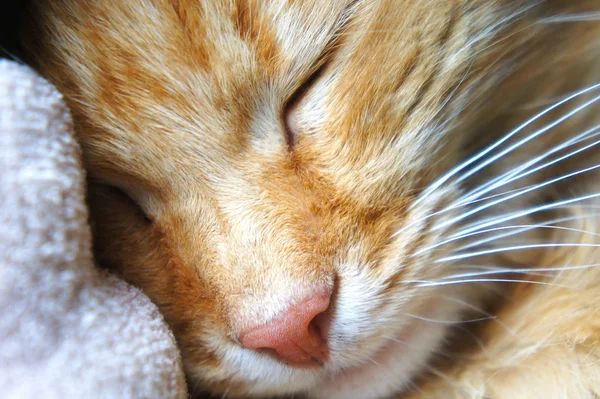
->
[{"left": 24, "top": 0, "right": 596, "bottom": 397}]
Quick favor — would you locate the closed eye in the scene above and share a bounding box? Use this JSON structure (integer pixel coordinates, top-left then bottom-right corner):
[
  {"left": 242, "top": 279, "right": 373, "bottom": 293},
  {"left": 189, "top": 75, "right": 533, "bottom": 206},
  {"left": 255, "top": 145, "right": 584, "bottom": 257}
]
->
[
  {"left": 90, "top": 182, "right": 154, "bottom": 226},
  {"left": 282, "top": 63, "right": 328, "bottom": 150}
]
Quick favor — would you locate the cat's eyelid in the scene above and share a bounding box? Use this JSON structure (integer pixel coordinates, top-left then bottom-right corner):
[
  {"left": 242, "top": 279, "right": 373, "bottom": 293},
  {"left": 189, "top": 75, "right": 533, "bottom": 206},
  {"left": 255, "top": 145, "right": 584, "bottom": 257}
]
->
[
  {"left": 281, "top": 0, "right": 357, "bottom": 149},
  {"left": 282, "top": 62, "right": 328, "bottom": 150},
  {"left": 94, "top": 182, "right": 155, "bottom": 225}
]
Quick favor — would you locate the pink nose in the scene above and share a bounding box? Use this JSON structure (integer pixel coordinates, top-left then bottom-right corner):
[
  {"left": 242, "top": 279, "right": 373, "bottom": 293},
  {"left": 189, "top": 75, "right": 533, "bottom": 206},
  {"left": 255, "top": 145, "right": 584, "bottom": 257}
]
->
[{"left": 238, "top": 288, "right": 332, "bottom": 367}]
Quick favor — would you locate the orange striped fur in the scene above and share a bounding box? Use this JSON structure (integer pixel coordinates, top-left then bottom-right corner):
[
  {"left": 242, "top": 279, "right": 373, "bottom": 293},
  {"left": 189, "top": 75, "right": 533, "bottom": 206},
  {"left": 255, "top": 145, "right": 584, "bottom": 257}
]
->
[{"left": 23, "top": 1, "right": 600, "bottom": 397}]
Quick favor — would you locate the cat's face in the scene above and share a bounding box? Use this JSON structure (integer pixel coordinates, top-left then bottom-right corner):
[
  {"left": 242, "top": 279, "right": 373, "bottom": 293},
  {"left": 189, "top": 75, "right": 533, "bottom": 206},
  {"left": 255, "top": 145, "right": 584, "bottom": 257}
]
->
[{"left": 24, "top": 0, "right": 600, "bottom": 397}]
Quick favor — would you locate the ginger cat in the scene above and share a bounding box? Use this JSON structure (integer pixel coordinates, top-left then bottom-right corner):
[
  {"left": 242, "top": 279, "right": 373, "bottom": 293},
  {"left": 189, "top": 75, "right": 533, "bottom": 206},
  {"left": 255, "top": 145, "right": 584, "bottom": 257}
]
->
[{"left": 23, "top": 0, "right": 600, "bottom": 397}]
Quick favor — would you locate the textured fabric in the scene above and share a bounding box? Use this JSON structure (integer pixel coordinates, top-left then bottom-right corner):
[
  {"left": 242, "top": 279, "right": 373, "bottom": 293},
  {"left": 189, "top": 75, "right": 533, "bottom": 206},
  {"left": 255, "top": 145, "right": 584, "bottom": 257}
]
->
[{"left": 0, "top": 60, "right": 188, "bottom": 399}]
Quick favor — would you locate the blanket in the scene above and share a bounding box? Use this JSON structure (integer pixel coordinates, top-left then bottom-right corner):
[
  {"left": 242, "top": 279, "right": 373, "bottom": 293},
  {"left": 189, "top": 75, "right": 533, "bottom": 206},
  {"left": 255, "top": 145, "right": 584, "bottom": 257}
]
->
[{"left": 0, "top": 60, "right": 188, "bottom": 398}]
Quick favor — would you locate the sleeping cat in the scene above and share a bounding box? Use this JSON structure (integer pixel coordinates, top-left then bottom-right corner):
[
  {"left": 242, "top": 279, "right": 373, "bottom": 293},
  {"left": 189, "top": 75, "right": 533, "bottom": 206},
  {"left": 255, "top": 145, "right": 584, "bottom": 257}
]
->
[{"left": 22, "top": 0, "right": 600, "bottom": 397}]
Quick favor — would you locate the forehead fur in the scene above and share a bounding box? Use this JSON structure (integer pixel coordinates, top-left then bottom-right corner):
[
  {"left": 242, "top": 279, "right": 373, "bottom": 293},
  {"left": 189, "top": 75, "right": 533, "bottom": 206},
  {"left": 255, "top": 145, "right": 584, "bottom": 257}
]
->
[{"left": 26, "top": 0, "right": 506, "bottom": 200}]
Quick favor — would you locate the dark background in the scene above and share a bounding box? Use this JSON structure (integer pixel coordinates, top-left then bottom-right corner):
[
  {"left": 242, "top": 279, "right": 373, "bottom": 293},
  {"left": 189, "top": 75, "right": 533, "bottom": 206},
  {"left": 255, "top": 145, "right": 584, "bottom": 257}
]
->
[{"left": 1, "top": 1, "right": 28, "bottom": 61}]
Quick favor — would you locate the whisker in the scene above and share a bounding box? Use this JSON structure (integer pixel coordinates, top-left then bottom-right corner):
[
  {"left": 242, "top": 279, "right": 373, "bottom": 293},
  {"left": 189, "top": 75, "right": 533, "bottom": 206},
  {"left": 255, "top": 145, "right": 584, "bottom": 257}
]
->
[
  {"left": 410, "top": 82, "right": 600, "bottom": 210},
  {"left": 409, "top": 279, "right": 569, "bottom": 288},
  {"left": 431, "top": 295, "right": 521, "bottom": 353},
  {"left": 455, "top": 125, "right": 600, "bottom": 208},
  {"left": 449, "top": 191, "right": 600, "bottom": 238},
  {"left": 541, "top": 12, "right": 600, "bottom": 23},
  {"left": 457, "top": 223, "right": 600, "bottom": 251},
  {"left": 439, "top": 243, "right": 600, "bottom": 263},
  {"left": 0, "top": 46, "right": 25, "bottom": 64},
  {"left": 405, "top": 379, "right": 426, "bottom": 396},
  {"left": 414, "top": 212, "right": 600, "bottom": 256},
  {"left": 394, "top": 173, "right": 577, "bottom": 240},
  {"left": 394, "top": 84, "right": 600, "bottom": 240},
  {"left": 391, "top": 183, "right": 532, "bottom": 240},
  {"left": 419, "top": 363, "right": 464, "bottom": 392},
  {"left": 367, "top": 357, "right": 381, "bottom": 366},
  {"left": 435, "top": 294, "right": 495, "bottom": 317},
  {"left": 454, "top": 93, "right": 600, "bottom": 187},
  {"left": 404, "top": 313, "right": 494, "bottom": 325},
  {"left": 434, "top": 162, "right": 600, "bottom": 232},
  {"left": 380, "top": 334, "right": 458, "bottom": 364},
  {"left": 439, "top": 263, "right": 600, "bottom": 281},
  {"left": 452, "top": 183, "right": 536, "bottom": 207},
  {"left": 456, "top": 269, "right": 574, "bottom": 282},
  {"left": 380, "top": 335, "right": 408, "bottom": 346},
  {"left": 439, "top": 294, "right": 518, "bottom": 336},
  {"left": 461, "top": 2, "right": 544, "bottom": 54}
]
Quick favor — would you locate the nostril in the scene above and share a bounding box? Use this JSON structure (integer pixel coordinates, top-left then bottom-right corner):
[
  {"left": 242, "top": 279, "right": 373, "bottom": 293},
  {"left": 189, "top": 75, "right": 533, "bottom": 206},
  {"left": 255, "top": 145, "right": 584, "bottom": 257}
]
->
[{"left": 238, "top": 287, "right": 333, "bottom": 367}]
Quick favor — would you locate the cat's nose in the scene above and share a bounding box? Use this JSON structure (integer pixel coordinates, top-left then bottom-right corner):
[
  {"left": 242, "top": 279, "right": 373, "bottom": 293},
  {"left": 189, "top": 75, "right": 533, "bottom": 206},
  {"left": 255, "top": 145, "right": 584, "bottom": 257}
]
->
[{"left": 238, "top": 287, "right": 332, "bottom": 367}]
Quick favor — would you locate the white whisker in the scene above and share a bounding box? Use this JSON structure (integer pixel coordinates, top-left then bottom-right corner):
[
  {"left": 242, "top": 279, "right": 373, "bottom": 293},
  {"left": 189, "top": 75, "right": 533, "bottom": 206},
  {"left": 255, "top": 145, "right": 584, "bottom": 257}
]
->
[
  {"left": 455, "top": 125, "right": 600, "bottom": 208},
  {"left": 454, "top": 93, "right": 600, "bottom": 184},
  {"left": 409, "top": 279, "right": 569, "bottom": 288},
  {"left": 439, "top": 243, "right": 600, "bottom": 263},
  {"left": 393, "top": 184, "right": 540, "bottom": 241},
  {"left": 381, "top": 335, "right": 408, "bottom": 345},
  {"left": 541, "top": 12, "right": 600, "bottom": 23},
  {"left": 457, "top": 222, "right": 600, "bottom": 251},
  {"left": 440, "top": 263, "right": 600, "bottom": 281},
  {"left": 409, "top": 82, "right": 600, "bottom": 210},
  {"left": 435, "top": 294, "right": 495, "bottom": 317},
  {"left": 447, "top": 265, "right": 576, "bottom": 281},
  {"left": 414, "top": 213, "right": 600, "bottom": 256},
  {"left": 457, "top": 184, "right": 541, "bottom": 206},
  {"left": 437, "top": 294, "right": 519, "bottom": 337},
  {"left": 449, "top": 192, "right": 600, "bottom": 238},
  {"left": 434, "top": 163, "right": 600, "bottom": 232},
  {"left": 404, "top": 313, "right": 494, "bottom": 324},
  {"left": 462, "top": 1, "right": 544, "bottom": 53}
]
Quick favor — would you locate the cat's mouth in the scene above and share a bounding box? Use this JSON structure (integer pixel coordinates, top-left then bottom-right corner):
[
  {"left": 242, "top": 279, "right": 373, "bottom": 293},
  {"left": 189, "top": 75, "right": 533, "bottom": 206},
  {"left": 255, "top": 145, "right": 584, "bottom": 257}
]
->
[{"left": 307, "top": 297, "right": 456, "bottom": 399}]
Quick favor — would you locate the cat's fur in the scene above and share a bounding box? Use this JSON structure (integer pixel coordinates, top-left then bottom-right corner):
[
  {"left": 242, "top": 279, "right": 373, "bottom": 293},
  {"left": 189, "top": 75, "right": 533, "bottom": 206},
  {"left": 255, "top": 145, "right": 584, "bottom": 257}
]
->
[{"left": 22, "top": 0, "right": 600, "bottom": 397}]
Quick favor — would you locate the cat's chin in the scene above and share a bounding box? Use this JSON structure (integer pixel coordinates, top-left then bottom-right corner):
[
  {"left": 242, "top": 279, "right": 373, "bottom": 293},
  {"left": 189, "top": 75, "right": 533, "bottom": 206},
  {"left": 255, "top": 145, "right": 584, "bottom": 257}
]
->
[{"left": 307, "top": 305, "right": 453, "bottom": 399}]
